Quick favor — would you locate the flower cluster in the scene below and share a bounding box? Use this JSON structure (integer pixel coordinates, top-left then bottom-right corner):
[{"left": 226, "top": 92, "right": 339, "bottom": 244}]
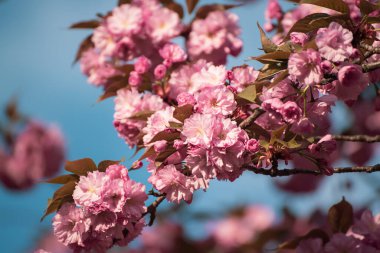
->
[
  {"left": 51, "top": 164, "right": 147, "bottom": 252},
  {"left": 0, "top": 121, "right": 65, "bottom": 190}
]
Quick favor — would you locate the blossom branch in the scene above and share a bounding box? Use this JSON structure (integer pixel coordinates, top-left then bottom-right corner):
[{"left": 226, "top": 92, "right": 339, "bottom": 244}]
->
[
  {"left": 142, "top": 195, "right": 166, "bottom": 226},
  {"left": 239, "top": 108, "right": 265, "bottom": 129},
  {"left": 246, "top": 164, "right": 380, "bottom": 177},
  {"left": 362, "top": 61, "right": 380, "bottom": 72},
  {"left": 317, "top": 134, "right": 380, "bottom": 143}
]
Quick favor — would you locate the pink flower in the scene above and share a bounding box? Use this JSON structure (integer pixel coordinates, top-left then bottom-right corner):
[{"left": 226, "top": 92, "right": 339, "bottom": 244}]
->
[
  {"left": 176, "top": 92, "right": 196, "bottom": 106},
  {"left": 290, "top": 32, "right": 308, "bottom": 46},
  {"left": 101, "top": 178, "right": 126, "bottom": 213},
  {"left": 352, "top": 210, "right": 380, "bottom": 238},
  {"left": 246, "top": 139, "right": 260, "bottom": 153},
  {"left": 190, "top": 64, "right": 227, "bottom": 92},
  {"left": 296, "top": 238, "right": 324, "bottom": 253},
  {"left": 134, "top": 56, "right": 151, "bottom": 74},
  {"left": 182, "top": 113, "right": 215, "bottom": 147},
  {"left": 105, "top": 164, "right": 129, "bottom": 181},
  {"left": 168, "top": 59, "right": 207, "bottom": 99},
  {"left": 187, "top": 11, "right": 242, "bottom": 64},
  {"left": 154, "top": 64, "right": 167, "bottom": 79},
  {"left": 52, "top": 203, "right": 91, "bottom": 248},
  {"left": 143, "top": 107, "right": 177, "bottom": 144},
  {"left": 92, "top": 25, "right": 117, "bottom": 58},
  {"left": 316, "top": 22, "right": 354, "bottom": 62},
  {"left": 309, "top": 134, "right": 337, "bottom": 155},
  {"left": 264, "top": 0, "right": 283, "bottom": 32},
  {"left": 230, "top": 66, "right": 259, "bottom": 92},
  {"left": 148, "top": 164, "right": 193, "bottom": 203},
  {"left": 288, "top": 49, "right": 323, "bottom": 85},
  {"left": 1, "top": 121, "right": 65, "bottom": 190},
  {"left": 195, "top": 85, "right": 236, "bottom": 116},
  {"left": 107, "top": 4, "right": 143, "bottom": 36},
  {"left": 123, "top": 180, "right": 148, "bottom": 218},
  {"left": 291, "top": 117, "right": 315, "bottom": 134},
  {"left": 73, "top": 171, "right": 106, "bottom": 210},
  {"left": 212, "top": 116, "right": 245, "bottom": 148},
  {"left": 280, "top": 101, "right": 302, "bottom": 124},
  {"left": 146, "top": 7, "right": 182, "bottom": 44},
  {"left": 159, "top": 43, "right": 187, "bottom": 64},
  {"left": 324, "top": 234, "right": 361, "bottom": 253},
  {"left": 334, "top": 64, "right": 369, "bottom": 101},
  {"left": 128, "top": 71, "right": 141, "bottom": 87}
]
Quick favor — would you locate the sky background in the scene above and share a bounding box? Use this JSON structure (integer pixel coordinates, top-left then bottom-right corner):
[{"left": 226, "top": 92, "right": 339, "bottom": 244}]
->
[{"left": 0, "top": 0, "right": 380, "bottom": 252}]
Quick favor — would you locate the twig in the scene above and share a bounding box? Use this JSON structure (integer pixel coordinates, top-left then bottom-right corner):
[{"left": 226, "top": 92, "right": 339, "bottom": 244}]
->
[
  {"left": 362, "top": 61, "right": 380, "bottom": 72},
  {"left": 142, "top": 195, "right": 166, "bottom": 226},
  {"left": 246, "top": 164, "right": 380, "bottom": 177},
  {"left": 316, "top": 135, "right": 380, "bottom": 143},
  {"left": 239, "top": 108, "right": 265, "bottom": 129}
]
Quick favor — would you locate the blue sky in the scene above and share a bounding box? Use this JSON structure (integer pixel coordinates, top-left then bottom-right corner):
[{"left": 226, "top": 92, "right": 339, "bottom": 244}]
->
[{"left": 0, "top": 1, "right": 379, "bottom": 252}]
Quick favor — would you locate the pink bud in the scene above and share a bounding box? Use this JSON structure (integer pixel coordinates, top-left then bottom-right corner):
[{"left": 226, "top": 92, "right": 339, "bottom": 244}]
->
[
  {"left": 154, "top": 64, "right": 167, "bottom": 80},
  {"left": 134, "top": 56, "right": 151, "bottom": 74},
  {"left": 246, "top": 139, "right": 260, "bottom": 153},
  {"left": 131, "top": 160, "right": 143, "bottom": 170},
  {"left": 154, "top": 140, "right": 167, "bottom": 153},
  {"left": 128, "top": 71, "right": 141, "bottom": 87},
  {"left": 321, "top": 60, "right": 333, "bottom": 74}
]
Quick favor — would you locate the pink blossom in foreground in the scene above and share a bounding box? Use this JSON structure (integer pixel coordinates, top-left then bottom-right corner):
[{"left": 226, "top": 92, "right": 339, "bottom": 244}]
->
[
  {"left": 190, "top": 64, "right": 227, "bottom": 92},
  {"left": 280, "top": 101, "right": 302, "bottom": 124},
  {"left": 290, "top": 32, "right": 309, "bottom": 46},
  {"left": 182, "top": 113, "right": 215, "bottom": 148},
  {"left": 143, "top": 107, "right": 177, "bottom": 144},
  {"left": 195, "top": 85, "right": 236, "bottom": 116},
  {"left": 334, "top": 64, "right": 369, "bottom": 102},
  {"left": 230, "top": 66, "right": 259, "bottom": 92},
  {"left": 159, "top": 43, "right": 187, "bottom": 66},
  {"left": 316, "top": 22, "right": 354, "bottom": 62},
  {"left": 288, "top": 49, "right": 323, "bottom": 85},
  {"left": 134, "top": 56, "right": 151, "bottom": 74},
  {"left": 149, "top": 164, "right": 193, "bottom": 203},
  {"left": 73, "top": 171, "right": 106, "bottom": 210}
]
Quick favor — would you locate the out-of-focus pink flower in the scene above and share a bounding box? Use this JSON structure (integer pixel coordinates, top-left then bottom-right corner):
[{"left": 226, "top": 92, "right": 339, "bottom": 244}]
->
[
  {"left": 324, "top": 234, "right": 361, "bottom": 253},
  {"left": 316, "top": 22, "right": 354, "bottom": 62},
  {"left": 154, "top": 64, "right": 167, "bottom": 79},
  {"left": 290, "top": 32, "right": 309, "bottom": 46},
  {"left": 296, "top": 238, "right": 324, "bottom": 253},
  {"left": 92, "top": 25, "right": 118, "bottom": 58},
  {"left": 188, "top": 11, "right": 242, "bottom": 64},
  {"left": 264, "top": 0, "right": 283, "bottom": 32},
  {"left": 134, "top": 56, "right": 151, "bottom": 74},
  {"left": 107, "top": 4, "right": 143, "bottom": 36},
  {"left": 288, "top": 49, "right": 323, "bottom": 85},
  {"left": 159, "top": 43, "right": 187, "bottom": 65},
  {"left": 195, "top": 85, "right": 236, "bottom": 116},
  {"left": 334, "top": 64, "right": 369, "bottom": 101},
  {"left": 291, "top": 117, "right": 315, "bottom": 134},
  {"left": 309, "top": 134, "right": 337, "bottom": 155},
  {"left": 128, "top": 71, "right": 142, "bottom": 87},
  {"left": 149, "top": 164, "right": 193, "bottom": 203},
  {"left": 1, "top": 121, "right": 65, "bottom": 190}
]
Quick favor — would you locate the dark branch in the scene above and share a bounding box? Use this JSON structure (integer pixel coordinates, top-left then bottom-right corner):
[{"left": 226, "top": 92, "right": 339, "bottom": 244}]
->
[
  {"left": 239, "top": 108, "right": 265, "bottom": 129},
  {"left": 316, "top": 135, "right": 380, "bottom": 143},
  {"left": 246, "top": 164, "right": 380, "bottom": 177},
  {"left": 362, "top": 61, "right": 380, "bottom": 72},
  {"left": 142, "top": 195, "right": 166, "bottom": 226}
]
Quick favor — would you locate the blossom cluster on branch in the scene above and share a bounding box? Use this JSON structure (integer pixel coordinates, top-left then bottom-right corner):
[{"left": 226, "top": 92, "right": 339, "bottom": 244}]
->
[{"left": 41, "top": 0, "right": 380, "bottom": 252}]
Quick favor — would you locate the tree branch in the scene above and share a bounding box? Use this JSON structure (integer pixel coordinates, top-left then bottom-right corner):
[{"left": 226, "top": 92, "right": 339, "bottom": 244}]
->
[
  {"left": 239, "top": 108, "right": 265, "bottom": 129},
  {"left": 362, "top": 61, "right": 380, "bottom": 72},
  {"left": 316, "top": 135, "right": 380, "bottom": 143},
  {"left": 246, "top": 164, "right": 380, "bottom": 177},
  {"left": 142, "top": 195, "right": 166, "bottom": 226}
]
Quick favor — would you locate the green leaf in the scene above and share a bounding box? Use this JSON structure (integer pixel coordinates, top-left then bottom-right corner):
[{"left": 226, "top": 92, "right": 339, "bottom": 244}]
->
[
  {"left": 70, "top": 20, "right": 100, "bottom": 29},
  {"left": 237, "top": 85, "right": 257, "bottom": 102},
  {"left": 359, "top": 0, "right": 380, "bottom": 15},
  {"left": 278, "top": 229, "right": 329, "bottom": 249},
  {"left": 98, "top": 160, "right": 121, "bottom": 172},
  {"left": 269, "top": 125, "right": 287, "bottom": 145},
  {"left": 328, "top": 197, "right": 354, "bottom": 233},
  {"left": 45, "top": 174, "right": 79, "bottom": 184},
  {"left": 173, "top": 105, "right": 193, "bottom": 122},
  {"left": 64, "top": 158, "right": 97, "bottom": 176},
  {"left": 186, "top": 0, "right": 199, "bottom": 13},
  {"left": 128, "top": 111, "right": 155, "bottom": 120},
  {"left": 257, "top": 23, "right": 278, "bottom": 53},
  {"left": 149, "top": 130, "right": 181, "bottom": 144},
  {"left": 300, "top": 0, "right": 350, "bottom": 14}
]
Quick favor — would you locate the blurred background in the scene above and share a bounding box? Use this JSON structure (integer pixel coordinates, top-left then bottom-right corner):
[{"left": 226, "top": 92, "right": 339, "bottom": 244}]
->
[{"left": 1, "top": 0, "right": 380, "bottom": 252}]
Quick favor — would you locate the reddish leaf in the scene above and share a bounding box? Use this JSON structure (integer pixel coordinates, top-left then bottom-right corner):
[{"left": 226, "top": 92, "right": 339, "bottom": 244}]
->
[
  {"left": 41, "top": 196, "right": 73, "bottom": 221},
  {"left": 155, "top": 146, "right": 177, "bottom": 167},
  {"left": 186, "top": 0, "right": 199, "bottom": 13},
  {"left": 52, "top": 181, "right": 77, "bottom": 200},
  {"left": 328, "top": 197, "right": 354, "bottom": 233},
  {"left": 300, "top": 0, "right": 350, "bottom": 13},
  {"left": 98, "top": 160, "right": 121, "bottom": 172},
  {"left": 195, "top": 4, "right": 242, "bottom": 19},
  {"left": 359, "top": 0, "right": 380, "bottom": 15},
  {"left": 278, "top": 228, "right": 329, "bottom": 249},
  {"left": 173, "top": 105, "right": 193, "bottom": 122},
  {"left": 70, "top": 20, "right": 100, "bottom": 29},
  {"left": 64, "top": 158, "right": 97, "bottom": 176},
  {"left": 128, "top": 111, "right": 155, "bottom": 120},
  {"left": 166, "top": 2, "right": 184, "bottom": 19},
  {"left": 149, "top": 130, "right": 181, "bottom": 144},
  {"left": 74, "top": 35, "right": 94, "bottom": 64},
  {"left": 118, "top": 0, "right": 132, "bottom": 5},
  {"left": 257, "top": 23, "right": 277, "bottom": 53},
  {"left": 46, "top": 174, "right": 79, "bottom": 184},
  {"left": 98, "top": 76, "right": 129, "bottom": 102},
  {"left": 139, "top": 146, "right": 156, "bottom": 161}
]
